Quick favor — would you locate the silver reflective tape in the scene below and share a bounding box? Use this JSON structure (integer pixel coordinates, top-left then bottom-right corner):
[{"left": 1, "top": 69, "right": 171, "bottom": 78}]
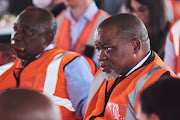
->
[
  {"left": 125, "top": 65, "right": 171, "bottom": 120},
  {"left": 43, "top": 51, "right": 75, "bottom": 111},
  {"left": 88, "top": 13, "right": 109, "bottom": 46},
  {"left": 86, "top": 71, "right": 104, "bottom": 109},
  {"left": 46, "top": 94, "right": 75, "bottom": 112}
]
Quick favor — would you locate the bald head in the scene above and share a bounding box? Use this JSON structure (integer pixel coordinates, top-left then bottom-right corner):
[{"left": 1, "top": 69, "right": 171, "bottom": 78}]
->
[
  {"left": 98, "top": 13, "right": 150, "bottom": 50},
  {"left": 19, "top": 7, "right": 57, "bottom": 34},
  {"left": 0, "top": 89, "right": 60, "bottom": 120}
]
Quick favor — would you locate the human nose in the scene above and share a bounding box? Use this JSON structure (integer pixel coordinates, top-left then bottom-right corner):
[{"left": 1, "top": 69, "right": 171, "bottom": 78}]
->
[{"left": 98, "top": 49, "right": 107, "bottom": 61}]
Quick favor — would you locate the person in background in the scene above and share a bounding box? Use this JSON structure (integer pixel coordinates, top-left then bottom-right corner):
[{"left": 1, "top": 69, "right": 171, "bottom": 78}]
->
[
  {"left": 168, "top": 0, "right": 180, "bottom": 21},
  {"left": 84, "top": 13, "right": 176, "bottom": 120},
  {"left": 32, "top": 0, "right": 66, "bottom": 17},
  {"left": 137, "top": 77, "right": 180, "bottom": 120},
  {"left": 125, "top": 0, "right": 170, "bottom": 60},
  {"left": 164, "top": 19, "right": 180, "bottom": 77},
  {"left": 54, "top": 0, "right": 109, "bottom": 69},
  {"left": 0, "top": 88, "right": 61, "bottom": 120},
  {"left": 0, "top": 7, "right": 94, "bottom": 119},
  {"left": 94, "top": 0, "right": 124, "bottom": 15}
]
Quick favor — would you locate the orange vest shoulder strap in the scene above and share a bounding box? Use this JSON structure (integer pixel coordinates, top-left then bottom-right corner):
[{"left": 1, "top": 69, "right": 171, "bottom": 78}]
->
[
  {"left": 60, "top": 51, "right": 96, "bottom": 75},
  {"left": 87, "top": 10, "right": 110, "bottom": 47},
  {"left": 54, "top": 10, "right": 71, "bottom": 50},
  {"left": 86, "top": 70, "right": 104, "bottom": 106},
  {"left": 55, "top": 9, "right": 66, "bottom": 22}
]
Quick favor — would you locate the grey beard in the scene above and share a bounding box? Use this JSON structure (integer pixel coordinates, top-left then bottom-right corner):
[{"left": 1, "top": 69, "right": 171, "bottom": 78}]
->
[{"left": 102, "top": 70, "right": 119, "bottom": 81}]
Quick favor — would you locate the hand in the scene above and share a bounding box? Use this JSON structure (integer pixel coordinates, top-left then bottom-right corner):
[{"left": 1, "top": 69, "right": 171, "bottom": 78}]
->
[{"left": 0, "top": 44, "right": 24, "bottom": 65}]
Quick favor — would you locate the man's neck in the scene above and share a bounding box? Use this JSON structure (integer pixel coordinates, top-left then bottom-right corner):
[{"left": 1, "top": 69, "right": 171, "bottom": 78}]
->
[{"left": 70, "top": 0, "right": 91, "bottom": 21}]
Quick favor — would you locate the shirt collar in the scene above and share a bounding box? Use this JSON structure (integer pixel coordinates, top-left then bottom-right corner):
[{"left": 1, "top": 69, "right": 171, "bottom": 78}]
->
[
  {"left": 65, "top": 1, "right": 98, "bottom": 22},
  {"left": 22, "top": 44, "right": 54, "bottom": 65},
  {"left": 35, "top": 44, "right": 54, "bottom": 59},
  {"left": 124, "top": 51, "right": 151, "bottom": 77}
]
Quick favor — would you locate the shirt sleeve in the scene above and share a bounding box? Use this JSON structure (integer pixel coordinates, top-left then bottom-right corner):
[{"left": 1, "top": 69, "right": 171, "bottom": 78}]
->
[
  {"left": 64, "top": 56, "right": 93, "bottom": 117},
  {"left": 164, "top": 32, "right": 177, "bottom": 73}
]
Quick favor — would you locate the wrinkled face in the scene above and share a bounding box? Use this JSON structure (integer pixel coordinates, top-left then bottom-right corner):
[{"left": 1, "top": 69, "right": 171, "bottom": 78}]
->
[
  {"left": 11, "top": 13, "right": 47, "bottom": 60},
  {"left": 130, "top": 0, "right": 150, "bottom": 26},
  {"left": 95, "top": 25, "right": 135, "bottom": 80}
]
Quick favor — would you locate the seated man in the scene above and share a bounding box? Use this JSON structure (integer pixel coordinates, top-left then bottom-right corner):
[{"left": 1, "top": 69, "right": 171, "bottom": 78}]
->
[
  {"left": 137, "top": 76, "right": 180, "bottom": 120},
  {"left": 0, "top": 88, "right": 60, "bottom": 120},
  {"left": 0, "top": 7, "right": 94, "bottom": 119},
  {"left": 84, "top": 13, "right": 176, "bottom": 120}
]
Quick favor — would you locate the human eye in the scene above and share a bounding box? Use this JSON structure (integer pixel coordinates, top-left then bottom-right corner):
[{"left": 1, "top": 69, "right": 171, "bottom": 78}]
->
[
  {"left": 138, "top": 7, "right": 146, "bottom": 13},
  {"left": 104, "top": 46, "right": 113, "bottom": 52},
  {"left": 13, "top": 25, "right": 18, "bottom": 32},
  {"left": 95, "top": 45, "right": 100, "bottom": 51},
  {"left": 23, "top": 28, "right": 33, "bottom": 36}
]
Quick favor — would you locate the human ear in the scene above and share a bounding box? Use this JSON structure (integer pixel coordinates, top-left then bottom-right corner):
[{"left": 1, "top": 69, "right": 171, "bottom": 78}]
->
[
  {"left": 132, "top": 38, "right": 141, "bottom": 54},
  {"left": 44, "top": 32, "right": 54, "bottom": 45}
]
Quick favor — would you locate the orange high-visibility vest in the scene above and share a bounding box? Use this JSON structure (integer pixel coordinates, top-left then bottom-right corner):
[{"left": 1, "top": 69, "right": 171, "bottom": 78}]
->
[
  {"left": 54, "top": 9, "right": 109, "bottom": 56},
  {"left": 0, "top": 48, "right": 94, "bottom": 120},
  {"left": 169, "top": 19, "right": 180, "bottom": 76},
  {"left": 169, "top": 0, "right": 180, "bottom": 20},
  {"left": 84, "top": 52, "right": 176, "bottom": 120}
]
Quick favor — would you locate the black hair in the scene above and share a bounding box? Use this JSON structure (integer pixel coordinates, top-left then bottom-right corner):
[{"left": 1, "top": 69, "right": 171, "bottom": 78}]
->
[
  {"left": 140, "top": 76, "right": 180, "bottom": 120},
  {"left": 21, "top": 7, "right": 57, "bottom": 34},
  {"left": 125, "top": 0, "right": 170, "bottom": 59}
]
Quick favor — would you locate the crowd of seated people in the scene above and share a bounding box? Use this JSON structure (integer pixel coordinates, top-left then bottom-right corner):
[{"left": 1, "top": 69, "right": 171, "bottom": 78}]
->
[{"left": 0, "top": 0, "right": 180, "bottom": 120}]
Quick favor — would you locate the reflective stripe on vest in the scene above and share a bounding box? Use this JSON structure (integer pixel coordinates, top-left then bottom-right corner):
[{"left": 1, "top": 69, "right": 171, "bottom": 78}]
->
[
  {"left": 171, "top": 20, "right": 180, "bottom": 56},
  {"left": 54, "top": 10, "right": 66, "bottom": 42},
  {"left": 86, "top": 71, "right": 104, "bottom": 108},
  {"left": 87, "top": 65, "right": 172, "bottom": 119},
  {"left": 88, "top": 13, "right": 109, "bottom": 47},
  {"left": 125, "top": 65, "right": 172, "bottom": 119},
  {"left": 43, "top": 51, "right": 75, "bottom": 112}
]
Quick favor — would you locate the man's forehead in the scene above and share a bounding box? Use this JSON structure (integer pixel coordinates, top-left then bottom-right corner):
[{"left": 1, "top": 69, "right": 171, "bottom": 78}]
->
[
  {"left": 95, "top": 37, "right": 114, "bottom": 46},
  {"left": 95, "top": 28, "right": 119, "bottom": 44},
  {"left": 19, "top": 10, "right": 41, "bottom": 22}
]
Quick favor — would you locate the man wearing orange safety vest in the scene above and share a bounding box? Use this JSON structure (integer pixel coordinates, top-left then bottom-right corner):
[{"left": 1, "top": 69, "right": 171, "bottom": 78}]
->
[
  {"left": 0, "top": 7, "right": 95, "bottom": 120},
  {"left": 84, "top": 14, "right": 176, "bottom": 120},
  {"left": 54, "top": 0, "right": 109, "bottom": 69},
  {"left": 164, "top": 19, "right": 180, "bottom": 77}
]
